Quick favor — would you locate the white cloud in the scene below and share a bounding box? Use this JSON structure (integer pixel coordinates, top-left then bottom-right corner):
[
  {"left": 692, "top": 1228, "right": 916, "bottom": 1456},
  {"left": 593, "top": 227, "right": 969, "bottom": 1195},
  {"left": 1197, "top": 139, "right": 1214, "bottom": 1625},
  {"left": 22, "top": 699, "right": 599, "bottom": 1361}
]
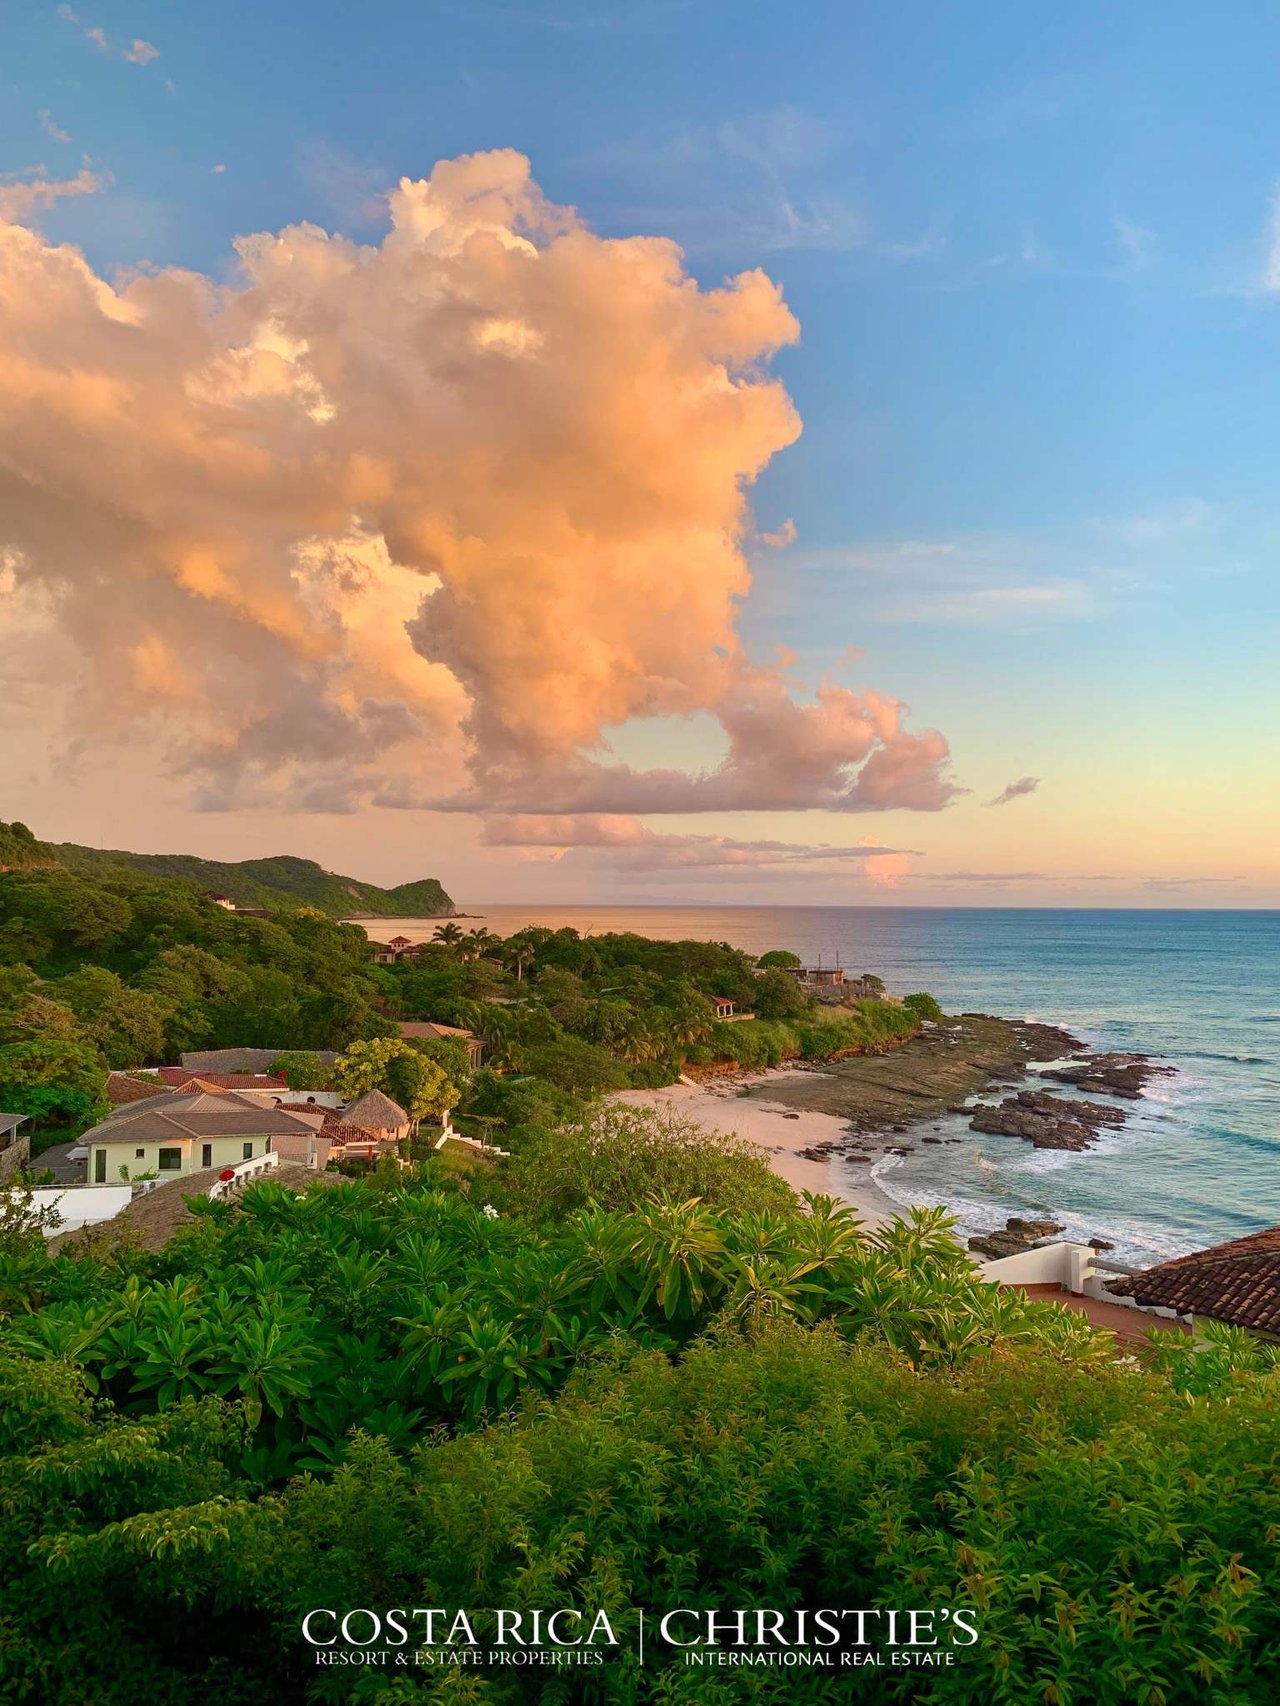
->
[
  {"left": 38, "top": 111, "right": 73, "bottom": 145},
  {"left": 0, "top": 149, "right": 953, "bottom": 819}
]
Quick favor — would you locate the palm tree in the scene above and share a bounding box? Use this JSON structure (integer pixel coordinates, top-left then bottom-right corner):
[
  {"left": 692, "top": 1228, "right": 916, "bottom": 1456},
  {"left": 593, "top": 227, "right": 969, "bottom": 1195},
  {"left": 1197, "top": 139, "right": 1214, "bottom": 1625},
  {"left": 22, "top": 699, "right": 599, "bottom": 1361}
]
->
[
  {"left": 506, "top": 941, "right": 535, "bottom": 983},
  {"left": 432, "top": 922, "right": 464, "bottom": 950},
  {"left": 452, "top": 926, "right": 498, "bottom": 965}
]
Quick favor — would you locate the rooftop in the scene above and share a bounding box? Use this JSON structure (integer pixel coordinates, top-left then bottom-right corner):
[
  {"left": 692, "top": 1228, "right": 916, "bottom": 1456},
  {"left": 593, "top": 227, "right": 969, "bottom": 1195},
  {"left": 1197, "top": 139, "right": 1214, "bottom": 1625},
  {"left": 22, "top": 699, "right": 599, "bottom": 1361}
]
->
[
  {"left": 343, "top": 1088, "right": 411, "bottom": 1132},
  {"left": 157, "top": 1067, "right": 287, "bottom": 1091},
  {"left": 83, "top": 1089, "right": 318, "bottom": 1146},
  {"left": 106, "top": 1071, "right": 171, "bottom": 1106},
  {"left": 1106, "top": 1226, "right": 1280, "bottom": 1335},
  {"left": 178, "top": 1047, "right": 338, "bottom": 1072}
]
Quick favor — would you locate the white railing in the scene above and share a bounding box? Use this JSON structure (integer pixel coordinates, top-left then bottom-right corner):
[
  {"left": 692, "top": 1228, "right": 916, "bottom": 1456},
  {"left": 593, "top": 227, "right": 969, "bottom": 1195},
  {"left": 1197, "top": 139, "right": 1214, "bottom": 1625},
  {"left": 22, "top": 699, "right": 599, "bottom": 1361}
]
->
[
  {"left": 207, "top": 1150, "right": 280, "bottom": 1200},
  {"left": 977, "top": 1239, "right": 1186, "bottom": 1322}
]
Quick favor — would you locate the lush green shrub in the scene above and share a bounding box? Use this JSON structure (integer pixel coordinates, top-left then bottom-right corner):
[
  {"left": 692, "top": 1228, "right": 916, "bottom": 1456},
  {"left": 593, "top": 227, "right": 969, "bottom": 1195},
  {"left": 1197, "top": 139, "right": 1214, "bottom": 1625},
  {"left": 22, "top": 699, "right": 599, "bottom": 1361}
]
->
[
  {"left": 497, "top": 1103, "right": 796, "bottom": 1220},
  {"left": 626, "top": 1058, "right": 680, "bottom": 1089},
  {"left": 903, "top": 991, "right": 945, "bottom": 1023},
  {"left": 460, "top": 1068, "right": 579, "bottom": 1131},
  {"left": 268, "top": 1050, "right": 331, "bottom": 1091},
  {"left": 3, "top": 1146, "right": 1277, "bottom": 1704},
  {"left": 516, "top": 1035, "right": 631, "bottom": 1096}
]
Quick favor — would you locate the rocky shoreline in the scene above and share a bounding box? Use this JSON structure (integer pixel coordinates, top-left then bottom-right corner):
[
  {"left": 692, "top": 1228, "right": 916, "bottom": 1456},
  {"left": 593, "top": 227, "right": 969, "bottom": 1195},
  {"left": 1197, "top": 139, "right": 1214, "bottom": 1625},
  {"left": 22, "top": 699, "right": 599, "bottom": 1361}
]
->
[
  {"left": 969, "top": 1088, "right": 1127, "bottom": 1151},
  {"left": 966, "top": 1215, "right": 1117, "bottom": 1262},
  {"left": 748, "top": 1015, "right": 1177, "bottom": 1252},
  {"left": 969, "top": 1052, "right": 1177, "bottom": 1150}
]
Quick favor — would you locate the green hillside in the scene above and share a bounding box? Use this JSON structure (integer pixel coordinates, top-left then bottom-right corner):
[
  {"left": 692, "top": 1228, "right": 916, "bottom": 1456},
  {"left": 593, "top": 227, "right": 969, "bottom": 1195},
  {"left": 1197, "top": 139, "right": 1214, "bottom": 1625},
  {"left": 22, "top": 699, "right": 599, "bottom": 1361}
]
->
[
  {"left": 0, "top": 820, "right": 455, "bottom": 918},
  {"left": 0, "top": 821, "right": 59, "bottom": 872}
]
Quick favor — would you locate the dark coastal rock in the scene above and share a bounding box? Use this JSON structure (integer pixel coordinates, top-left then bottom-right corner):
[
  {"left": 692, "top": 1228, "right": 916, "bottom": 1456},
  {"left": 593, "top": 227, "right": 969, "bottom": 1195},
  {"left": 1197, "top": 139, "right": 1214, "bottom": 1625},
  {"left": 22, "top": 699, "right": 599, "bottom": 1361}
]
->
[
  {"left": 962, "top": 1016, "right": 1086, "bottom": 1054},
  {"left": 1088, "top": 1237, "right": 1116, "bottom": 1251},
  {"left": 921, "top": 1135, "right": 943, "bottom": 1144},
  {"left": 969, "top": 1089, "right": 1126, "bottom": 1151},
  {"left": 968, "top": 1215, "right": 1066, "bottom": 1262},
  {"left": 1038, "top": 1052, "right": 1176, "bottom": 1100}
]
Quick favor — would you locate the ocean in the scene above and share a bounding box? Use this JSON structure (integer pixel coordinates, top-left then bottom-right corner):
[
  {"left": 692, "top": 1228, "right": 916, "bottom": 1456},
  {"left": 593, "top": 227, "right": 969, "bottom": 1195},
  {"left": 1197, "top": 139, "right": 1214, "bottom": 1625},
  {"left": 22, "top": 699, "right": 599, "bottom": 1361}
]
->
[{"left": 368, "top": 907, "right": 1280, "bottom": 1265}]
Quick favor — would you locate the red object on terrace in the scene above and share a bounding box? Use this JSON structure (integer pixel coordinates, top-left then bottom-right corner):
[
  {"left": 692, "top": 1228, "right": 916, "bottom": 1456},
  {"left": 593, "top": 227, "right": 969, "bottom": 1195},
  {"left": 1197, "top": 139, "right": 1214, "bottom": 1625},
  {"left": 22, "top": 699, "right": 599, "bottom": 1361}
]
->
[{"left": 218, "top": 1168, "right": 236, "bottom": 1182}]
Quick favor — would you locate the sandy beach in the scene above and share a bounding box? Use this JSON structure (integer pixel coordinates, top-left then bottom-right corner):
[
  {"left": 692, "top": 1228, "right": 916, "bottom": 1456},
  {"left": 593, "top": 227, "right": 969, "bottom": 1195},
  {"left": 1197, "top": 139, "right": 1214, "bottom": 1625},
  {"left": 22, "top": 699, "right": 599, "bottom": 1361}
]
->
[{"left": 611, "top": 1071, "right": 899, "bottom": 1229}]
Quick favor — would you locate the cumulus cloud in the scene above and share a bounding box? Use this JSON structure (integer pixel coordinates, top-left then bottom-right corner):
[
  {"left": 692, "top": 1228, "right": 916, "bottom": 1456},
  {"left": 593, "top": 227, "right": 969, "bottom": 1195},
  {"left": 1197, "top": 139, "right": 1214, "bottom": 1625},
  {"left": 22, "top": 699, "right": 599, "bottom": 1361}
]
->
[
  {"left": 986, "top": 775, "right": 1040, "bottom": 807},
  {"left": 0, "top": 148, "right": 954, "bottom": 817}
]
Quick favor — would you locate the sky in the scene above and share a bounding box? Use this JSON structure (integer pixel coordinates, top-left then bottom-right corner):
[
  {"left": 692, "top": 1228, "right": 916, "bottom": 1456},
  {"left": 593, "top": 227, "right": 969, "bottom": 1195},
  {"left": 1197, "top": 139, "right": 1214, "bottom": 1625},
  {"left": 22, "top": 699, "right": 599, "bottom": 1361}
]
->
[{"left": 1, "top": 0, "right": 1277, "bottom": 906}]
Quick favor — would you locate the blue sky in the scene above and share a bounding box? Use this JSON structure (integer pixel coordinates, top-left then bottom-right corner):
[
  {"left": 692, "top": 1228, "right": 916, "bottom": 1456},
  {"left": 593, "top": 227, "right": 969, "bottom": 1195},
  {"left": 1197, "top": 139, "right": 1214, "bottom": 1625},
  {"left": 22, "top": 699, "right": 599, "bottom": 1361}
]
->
[{"left": 2, "top": 1, "right": 1278, "bottom": 902}]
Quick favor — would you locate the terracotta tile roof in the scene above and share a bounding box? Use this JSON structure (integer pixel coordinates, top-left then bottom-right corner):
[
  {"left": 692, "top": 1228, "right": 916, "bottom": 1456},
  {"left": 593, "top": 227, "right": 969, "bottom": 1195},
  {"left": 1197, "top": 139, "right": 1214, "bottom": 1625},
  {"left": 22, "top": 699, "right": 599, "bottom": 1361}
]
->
[
  {"left": 320, "top": 1118, "right": 369, "bottom": 1145},
  {"left": 398, "top": 1021, "right": 478, "bottom": 1042},
  {"left": 1106, "top": 1226, "right": 1280, "bottom": 1333},
  {"left": 158, "top": 1067, "right": 286, "bottom": 1091},
  {"left": 106, "top": 1071, "right": 170, "bottom": 1105},
  {"left": 83, "top": 1089, "right": 318, "bottom": 1146}
]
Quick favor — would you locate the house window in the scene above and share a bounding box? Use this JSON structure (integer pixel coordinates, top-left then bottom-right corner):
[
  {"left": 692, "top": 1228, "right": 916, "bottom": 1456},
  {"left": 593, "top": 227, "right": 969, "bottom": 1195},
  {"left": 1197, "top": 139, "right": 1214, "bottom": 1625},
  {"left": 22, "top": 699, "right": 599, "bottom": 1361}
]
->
[
  {"left": 94, "top": 1149, "right": 106, "bottom": 1184},
  {"left": 242, "top": 1141, "right": 253, "bottom": 1159},
  {"left": 135, "top": 1148, "right": 145, "bottom": 1159},
  {"left": 201, "top": 1143, "right": 213, "bottom": 1169},
  {"left": 158, "top": 1147, "right": 182, "bottom": 1171}
]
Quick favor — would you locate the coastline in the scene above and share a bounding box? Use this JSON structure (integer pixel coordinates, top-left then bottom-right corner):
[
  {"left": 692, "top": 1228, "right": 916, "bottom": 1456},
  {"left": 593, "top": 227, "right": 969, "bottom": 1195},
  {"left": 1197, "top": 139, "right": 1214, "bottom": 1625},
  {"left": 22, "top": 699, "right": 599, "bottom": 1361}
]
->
[
  {"left": 611, "top": 1072, "right": 898, "bottom": 1228},
  {"left": 611, "top": 1013, "right": 1090, "bottom": 1234}
]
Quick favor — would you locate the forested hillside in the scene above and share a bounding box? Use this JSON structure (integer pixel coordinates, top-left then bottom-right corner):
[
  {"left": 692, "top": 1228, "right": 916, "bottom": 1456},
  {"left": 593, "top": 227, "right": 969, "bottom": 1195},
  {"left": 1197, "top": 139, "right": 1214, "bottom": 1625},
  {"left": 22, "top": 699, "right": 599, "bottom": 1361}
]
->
[
  {"left": 0, "top": 820, "right": 58, "bottom": 872},
  {"left": 51, "top": 842, "right": 455, "bottom": 917}
]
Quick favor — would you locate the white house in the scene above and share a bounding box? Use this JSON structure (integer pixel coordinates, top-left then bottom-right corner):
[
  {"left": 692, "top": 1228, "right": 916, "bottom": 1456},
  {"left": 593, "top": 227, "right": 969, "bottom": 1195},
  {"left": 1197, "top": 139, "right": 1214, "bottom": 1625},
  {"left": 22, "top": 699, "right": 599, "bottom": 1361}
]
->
[{"left": 80, "top": 1088, "right": 320, "bottom": 1185}]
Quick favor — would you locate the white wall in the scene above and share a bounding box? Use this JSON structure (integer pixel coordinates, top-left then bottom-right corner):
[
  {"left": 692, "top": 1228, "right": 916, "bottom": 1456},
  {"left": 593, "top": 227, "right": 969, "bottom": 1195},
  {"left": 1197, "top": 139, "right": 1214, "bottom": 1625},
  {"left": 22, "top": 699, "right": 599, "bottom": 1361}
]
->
[
  {"left": 34, "top": 1185, "right": 132, "bottom": 1234},
  {"left": 239, "top": 1089, "right": 343, "bottom": 1110},
  {"left": 89, "top": 1133, "right": 274, "bottom": 1183},
  {"left": 977, "top": 1242, "right": 1096, "bottom": 1292}
]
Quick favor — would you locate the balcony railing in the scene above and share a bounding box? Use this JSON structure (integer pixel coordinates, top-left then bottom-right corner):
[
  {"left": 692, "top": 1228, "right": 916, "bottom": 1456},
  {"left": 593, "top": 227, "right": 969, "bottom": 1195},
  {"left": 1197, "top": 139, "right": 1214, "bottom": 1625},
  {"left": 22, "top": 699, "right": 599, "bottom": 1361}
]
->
[{"left": 207, "top": 1150, "right": 280, "bottom": 1201}]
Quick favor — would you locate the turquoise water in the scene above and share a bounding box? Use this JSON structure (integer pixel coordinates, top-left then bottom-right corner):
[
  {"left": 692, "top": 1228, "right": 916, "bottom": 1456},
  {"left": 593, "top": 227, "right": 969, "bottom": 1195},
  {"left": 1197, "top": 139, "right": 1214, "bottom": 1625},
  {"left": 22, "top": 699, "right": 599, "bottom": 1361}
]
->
[{"left": 392, "top": 907, "right": 1280, "bottom": 1264}]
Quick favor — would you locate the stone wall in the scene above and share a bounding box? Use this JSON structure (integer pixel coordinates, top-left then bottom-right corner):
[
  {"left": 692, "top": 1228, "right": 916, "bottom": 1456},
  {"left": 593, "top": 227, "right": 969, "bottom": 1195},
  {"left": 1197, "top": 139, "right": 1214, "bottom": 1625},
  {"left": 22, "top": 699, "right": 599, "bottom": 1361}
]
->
[{"left": 0, "top": 1134, "right": 30, "bottom": 1181}]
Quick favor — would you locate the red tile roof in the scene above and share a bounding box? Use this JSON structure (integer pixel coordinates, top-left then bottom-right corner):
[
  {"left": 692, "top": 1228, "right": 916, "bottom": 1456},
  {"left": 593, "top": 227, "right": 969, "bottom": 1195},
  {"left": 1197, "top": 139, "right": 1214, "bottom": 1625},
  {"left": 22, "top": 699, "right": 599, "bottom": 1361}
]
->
[
  {"left": 157, "top": 1067, "right": 286, "bottom": 1091},
  {"left": 106, "top": 1071, "right": 170, "bottom": 1105},
  {"left": 1106, "top": 1226, "right": 1280, "bottom": 1334},
  {"left": 321, "top": 1117, "right": 393, "bottom": 1149}
]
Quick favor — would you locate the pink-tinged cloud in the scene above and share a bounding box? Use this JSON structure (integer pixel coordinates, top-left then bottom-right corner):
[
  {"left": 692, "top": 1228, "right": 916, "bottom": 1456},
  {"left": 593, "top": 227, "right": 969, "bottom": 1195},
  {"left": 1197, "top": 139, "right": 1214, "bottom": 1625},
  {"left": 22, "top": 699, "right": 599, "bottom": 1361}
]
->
[
  {"left": 481, "top": 813, "right": 922, "bottom": 873},
  {"left": 0, "top": 166, "right": 103, "bottom": 222},
  {"left": 985, "top": 775, "right": 1040, "bottom": 807},
  {"left": 58, "top": 7, "right": 157, "bottom": 65},
  {"left": 0, "top": 149, "right": 953, "bottom": 816}
]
